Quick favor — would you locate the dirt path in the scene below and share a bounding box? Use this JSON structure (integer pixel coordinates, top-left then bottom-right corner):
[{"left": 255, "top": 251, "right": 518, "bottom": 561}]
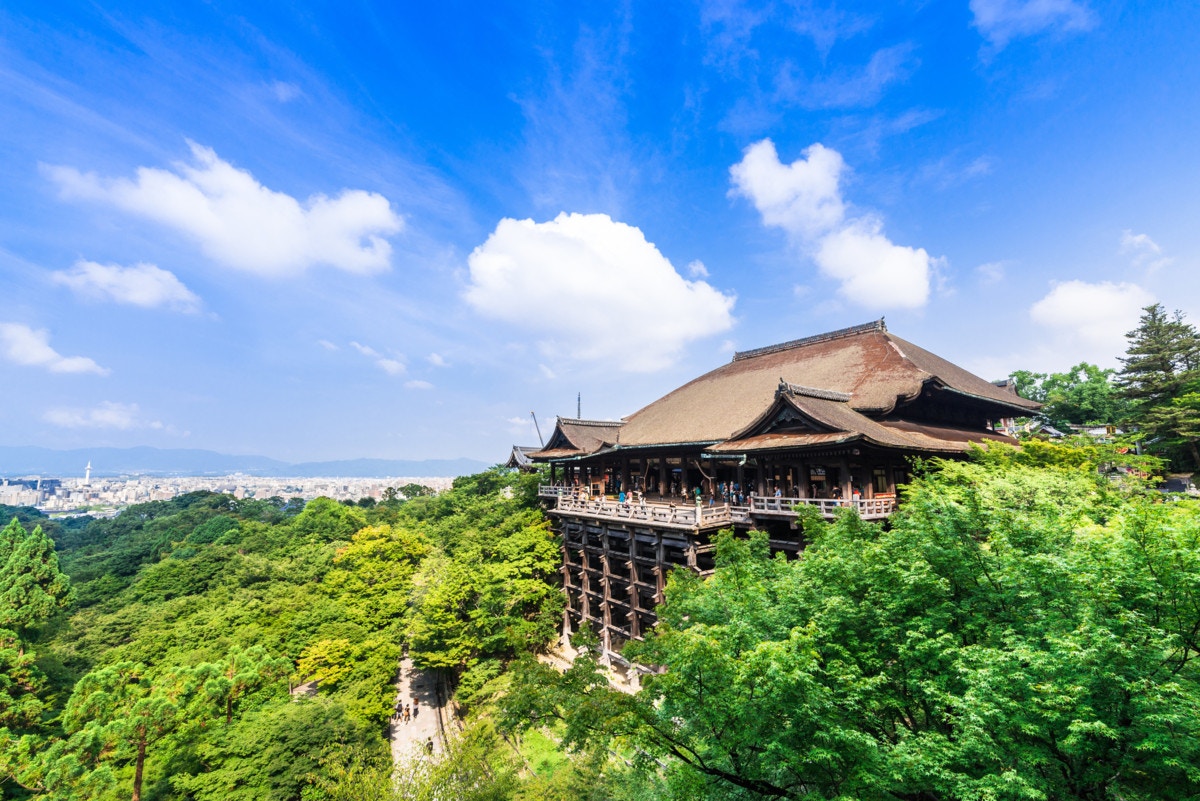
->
[{"left": 389, "top": 655, "right": 444, "bottom": 764}]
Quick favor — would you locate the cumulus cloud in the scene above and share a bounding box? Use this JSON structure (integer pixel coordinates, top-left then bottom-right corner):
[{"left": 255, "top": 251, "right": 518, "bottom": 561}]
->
[
  {"left": 1029, "top": 280, "right": 1154, "bottom": 361},
  {"left": 730, "top": 139, "right": 932, "bottom": 309},
  {"left": 351, "top": 341, "right": 405, "bottom": 375},
  {"left": 43, "top": 401, "right": 159, "bottom": 430},
  {"left": 0, "top": 323, "right": 108, "bottom": 375},
  {"left": 464, "top": 213, "right": 735, "bottom": 372},
  {"left": 44, "top": 142, "right": 403, "bottom": 277},
  {"left": 970, "top": 0, "right": 1095, "bottom": 48},
  {"left": 51, "top": 260, "right": 201, "bottom": 312}
]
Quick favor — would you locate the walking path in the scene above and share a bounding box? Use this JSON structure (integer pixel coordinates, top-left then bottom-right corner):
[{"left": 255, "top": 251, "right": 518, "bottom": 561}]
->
[{"left": 390, "top": 655, "right": 443, "bottom": 764}]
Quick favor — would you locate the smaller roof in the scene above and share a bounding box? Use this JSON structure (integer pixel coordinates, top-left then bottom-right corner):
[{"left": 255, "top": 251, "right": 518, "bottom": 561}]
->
[
  {"left": 505, "top": 445, "right": 539, "bottom": 470},
  {"left": 527, "top": 417, "right": 624, "bottom": 460}
]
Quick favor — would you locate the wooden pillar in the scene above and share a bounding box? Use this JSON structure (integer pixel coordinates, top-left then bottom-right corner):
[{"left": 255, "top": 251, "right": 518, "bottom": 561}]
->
[
  {"left": 621, "top": 458, "right": 631, "bottom": 493},
  {"left": 658, "top": 459, "right": 668, "bottom": 497},
  {"left": 797, "top": 458, "right": 809, "bottom": 498},
  {"left": 838, "top": 457, "right": 852, "bottom": 499},
  {"left": 736, "top": 462, "right": 745, "bottom": 497}
]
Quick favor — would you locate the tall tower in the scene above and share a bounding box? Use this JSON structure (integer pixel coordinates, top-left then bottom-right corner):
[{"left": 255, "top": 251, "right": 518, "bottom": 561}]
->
[{"left": 85, "top": 461, "right": 92, "bottom": 486}]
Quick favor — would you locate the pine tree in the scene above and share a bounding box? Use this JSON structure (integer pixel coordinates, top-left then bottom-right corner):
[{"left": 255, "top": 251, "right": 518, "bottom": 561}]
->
[
  {"left": 0, "top": 519, "right": 74, "bottom": 648},
  {"left": 1117, "top": 304, "right": 1200, "bottom": 467}
]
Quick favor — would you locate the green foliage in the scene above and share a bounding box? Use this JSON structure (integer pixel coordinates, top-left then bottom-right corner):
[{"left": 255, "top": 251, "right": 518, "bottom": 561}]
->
[
  {"left": 0, "top": 467, "right": 562, "bottom": 799},
  {"left": 508, "top": 452, "right": 1200, "bottom": 799},
  {"left": 172, "top": 697, "right": 376, "bottom": 801},
  {"left": 0, "top": 519, "right": 74, "bottom": 641},
  {"left": 1010, "top": 361, "right": 1130, "bottom": 430},
  {"left": 1118, "top": 303, "right": 1200, "bottom": 468}
]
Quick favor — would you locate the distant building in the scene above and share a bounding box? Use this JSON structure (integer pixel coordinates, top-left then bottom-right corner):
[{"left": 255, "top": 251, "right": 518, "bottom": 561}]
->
[{"left": 524, "top": 319, "right": 1040, "bottom": 664}]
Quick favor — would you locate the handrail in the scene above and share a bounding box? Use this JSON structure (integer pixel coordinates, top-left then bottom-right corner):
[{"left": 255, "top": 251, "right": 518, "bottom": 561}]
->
[
  {"left": 749, "top": 495, "right": 895, "bottom": 519},
  {"left": 552, "top": 493, "right": 895, "bottom": 525}
]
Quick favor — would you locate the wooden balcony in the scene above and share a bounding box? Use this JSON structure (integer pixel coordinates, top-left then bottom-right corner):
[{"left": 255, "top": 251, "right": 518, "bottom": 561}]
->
[
  {"left": 749, "top": 495, "right": 896, "bottom": 520},
  {"left": 542, "top": 486, "right": 897, "bottom": 527},
  {"left": 550, "top": 493, "right": 751, "bottom": 530}
]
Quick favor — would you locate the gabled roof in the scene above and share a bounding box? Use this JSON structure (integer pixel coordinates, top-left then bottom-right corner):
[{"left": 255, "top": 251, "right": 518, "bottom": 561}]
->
[
  {"left": 527, "top": 417, "right": 624, "bottom": 460},
  {"left": 505, "top": 445, "right": 539, "bottom": 469},
  {"left": 708, "top": 384, "right": 1016, "bottom": 455},
  {"left": 615, "top": 319, "right": 1038, "bottom": 449}
]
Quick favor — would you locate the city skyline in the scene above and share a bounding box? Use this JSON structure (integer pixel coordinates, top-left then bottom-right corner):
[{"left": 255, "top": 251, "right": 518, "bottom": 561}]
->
[{"left": 2, "top": 1, "right": 1198, "bottom": 462}]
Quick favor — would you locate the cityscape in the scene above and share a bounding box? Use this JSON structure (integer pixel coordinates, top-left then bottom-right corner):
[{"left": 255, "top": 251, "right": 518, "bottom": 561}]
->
[{"left": 0, "top": 470, "right": 455, "bottom": 516}]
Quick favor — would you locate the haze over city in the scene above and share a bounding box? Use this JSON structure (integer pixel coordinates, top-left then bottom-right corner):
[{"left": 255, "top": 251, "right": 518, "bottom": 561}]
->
[{"left": 2, "top": 1, "right": 1198, "bottom": 464}]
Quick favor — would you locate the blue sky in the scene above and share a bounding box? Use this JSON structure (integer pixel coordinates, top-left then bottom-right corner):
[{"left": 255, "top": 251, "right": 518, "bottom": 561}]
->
[{"left": 2, "top": 0, "right": 1198, "bottom": 463}]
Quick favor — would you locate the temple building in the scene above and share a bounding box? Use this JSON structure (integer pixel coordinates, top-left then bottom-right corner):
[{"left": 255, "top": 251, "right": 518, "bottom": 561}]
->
[{"left": 525, "top": 319, "right": 1038, "bottom": 664}]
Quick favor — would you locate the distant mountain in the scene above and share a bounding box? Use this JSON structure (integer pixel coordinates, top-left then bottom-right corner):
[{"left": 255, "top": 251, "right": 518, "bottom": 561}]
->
[{"left": 0, "top": 446, "right": 490, "bottom": 479}]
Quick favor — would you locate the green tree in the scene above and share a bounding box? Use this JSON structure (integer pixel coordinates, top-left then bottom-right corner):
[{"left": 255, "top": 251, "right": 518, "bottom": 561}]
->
[
  {"left": 195, "top": 645, "right": 290, "bottom": 725},
  {"left": 44, "top": 662, "right": 181, "bottom": 801},
  {"left": 1011, "top": 362, "right": 1130, "bottom": 430},
  {"left": 0, "top": 518, "right": 74, "bottom": 648},
  {"left": 1118, "top": 303, "right": 1200, "bottom": 467},
  {"left": 172, "top": 697, "right": 374, "bottom": 801}
]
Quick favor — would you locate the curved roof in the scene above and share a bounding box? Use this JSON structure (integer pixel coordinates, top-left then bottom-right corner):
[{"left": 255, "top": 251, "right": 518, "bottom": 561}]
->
[
  {"left": 528, "top": 417, "right": 623, "bottom": 459},
  {"left": 616, "top": 320, "right": 1038, "bottom": 448}
]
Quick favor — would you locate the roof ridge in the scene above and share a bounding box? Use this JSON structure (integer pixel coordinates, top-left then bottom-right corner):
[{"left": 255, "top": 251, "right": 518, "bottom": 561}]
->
[
  {"left": 558, "top": 417, "right": 624, "bottom": 426},
  {"left": 777, "top": 380, "right": 852, "bottom": 402},
  {"left": 732, "top": 318, "right": 887, "bottom": 362}
]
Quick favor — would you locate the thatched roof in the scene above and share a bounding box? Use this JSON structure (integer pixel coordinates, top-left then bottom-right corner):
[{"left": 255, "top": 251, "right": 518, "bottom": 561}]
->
[
  {"left": 505, "top": 445, "right": 539, "bottom": 469},
  {"left": 708, "top": 389, "right": 1015, "bottom": 455},
  {"left": 527, "top": 417, "right": 624, "bottom": 460},
  {"left": 616, "top": 319, "right": 1037, "bottom": 449}
]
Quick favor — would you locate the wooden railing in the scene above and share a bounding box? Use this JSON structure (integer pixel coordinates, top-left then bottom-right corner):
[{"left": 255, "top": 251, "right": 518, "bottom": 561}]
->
[
  {"left": 553, "top": 495, "right": 752, "bottom": 528},
  {"left": 544, "top": 487, "right": 897, "bottom": 524},
  {"left": 749, "top": 495, "right": 896, "bottom": 520}
]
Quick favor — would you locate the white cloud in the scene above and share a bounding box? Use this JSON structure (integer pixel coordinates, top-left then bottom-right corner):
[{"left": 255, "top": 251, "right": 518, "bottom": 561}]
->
[
  {"left": 427, "top": 353, "right": 448, "bottom": 367},
  {"left": 351, "top": 341, "right": 405, "bottom": 375},
  {"left": 976, "top": 261, "right": 1007, "bottom": 285},
  {"left": 51, "top": 260, "right": 201, "bottom": 312},
  {"left": 44, "top": 401, "right": 157, "bottom": 430},
  {"left": 1029, "top": 280, "right": 1154, "bottom": 362},
  {"left": 970, "top": 0, "right": 1095, "bottom": 48},
  {"left": 0, "top": 323, "right": 108, "bottom": 375},
  {"left": 814, "top": 218, "right": 931, "bottom": 309},
  {"left": 730, "top": 138, "right": 934, "bottom": 310},
  {"left": 318, "top": 339, "right": 339, "bottom": 351},
  {"left": 464, "top": 212, "right": 736, "bottom": 372},
  {"left": 44, "top": 142, "right": 403, "bottom": 277},
  {"left": 730, "top": 140, "right": 846, "bottom": 238},
  {"left": 1120, "top": 229, "right": 1172, "bottom": 273},
  {"left": 405, "top": 380, "right": 434, "bottom": 390},
  {"left": 686, "top": 260, "right": 710, "bottom": 278}
]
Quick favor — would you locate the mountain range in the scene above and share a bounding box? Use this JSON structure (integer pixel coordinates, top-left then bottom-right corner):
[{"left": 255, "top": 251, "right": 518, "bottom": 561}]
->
[{"left": 0, "top": 446, "right": 491, "bottom": 479}]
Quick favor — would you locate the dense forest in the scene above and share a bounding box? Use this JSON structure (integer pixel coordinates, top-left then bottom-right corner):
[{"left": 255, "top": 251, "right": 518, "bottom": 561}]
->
[{"left": 0, "top": 470, "right": 562, "bottom": 800}]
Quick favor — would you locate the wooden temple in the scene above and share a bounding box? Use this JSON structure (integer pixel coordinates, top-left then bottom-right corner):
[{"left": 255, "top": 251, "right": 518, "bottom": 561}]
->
[{"left": 524, "top": 319, "right": 1038, "bottom": 664}]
